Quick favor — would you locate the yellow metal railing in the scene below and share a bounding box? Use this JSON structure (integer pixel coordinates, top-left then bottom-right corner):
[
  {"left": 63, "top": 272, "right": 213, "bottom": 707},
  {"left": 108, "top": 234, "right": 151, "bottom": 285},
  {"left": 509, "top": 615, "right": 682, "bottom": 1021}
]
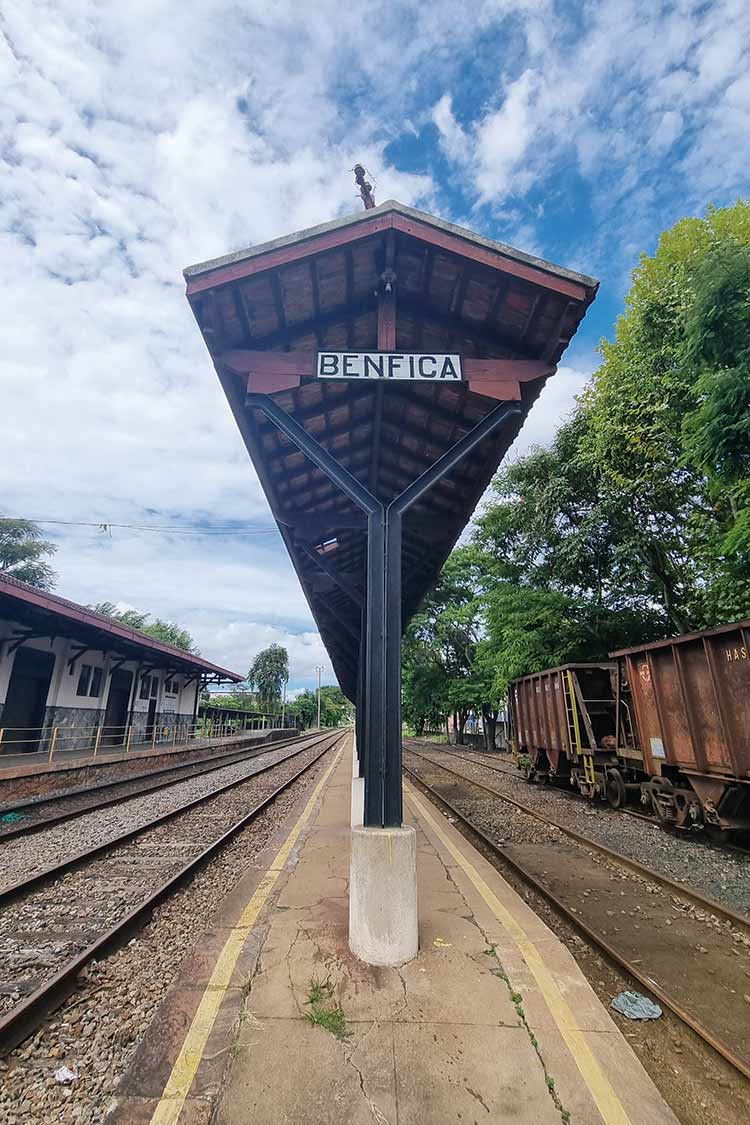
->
[{"left": 0, "top": 715, "right": 288, "bottom": 763}]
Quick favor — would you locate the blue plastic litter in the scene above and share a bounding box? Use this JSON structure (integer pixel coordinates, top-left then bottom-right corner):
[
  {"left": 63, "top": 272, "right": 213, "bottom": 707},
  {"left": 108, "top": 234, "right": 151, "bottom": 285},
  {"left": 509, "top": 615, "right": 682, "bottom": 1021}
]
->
[{"left": 611, "top": 990, "right": 662, "bottom": 1020}]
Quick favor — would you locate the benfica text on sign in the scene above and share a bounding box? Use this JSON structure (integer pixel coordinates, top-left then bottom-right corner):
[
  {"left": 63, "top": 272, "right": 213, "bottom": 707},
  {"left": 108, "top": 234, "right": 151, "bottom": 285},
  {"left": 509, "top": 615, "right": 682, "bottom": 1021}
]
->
[{"left": 317, "top": 352, "right": 463, "bottom": 382}]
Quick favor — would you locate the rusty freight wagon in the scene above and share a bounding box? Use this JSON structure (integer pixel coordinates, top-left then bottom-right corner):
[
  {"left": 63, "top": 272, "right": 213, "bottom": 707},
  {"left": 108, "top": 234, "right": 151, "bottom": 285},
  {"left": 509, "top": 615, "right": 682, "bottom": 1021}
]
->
[
  {"left": 509, "top": 618, "right": 750, "bottom": 837},
  {"left": 508, "top": 663, "right": 622, "bottom": 803},
  {"left": 613, "top": 620, "right": 750, "bottom": 837}
]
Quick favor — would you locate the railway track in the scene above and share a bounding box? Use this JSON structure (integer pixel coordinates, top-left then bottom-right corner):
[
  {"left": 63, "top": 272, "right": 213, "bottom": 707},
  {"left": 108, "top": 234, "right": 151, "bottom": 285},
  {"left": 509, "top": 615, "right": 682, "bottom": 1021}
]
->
[
  {"left": 403, "top": 744, "right": 750, "bottom": 1084},
  {"left": 429, "top": 743, "right": 750, "bottom": 857},
  {"left": 0, "top": 728, "right": 345, "bottom": 1051},
  {"left": 0, "top": 729, "right": 313, "bottom": 841}
]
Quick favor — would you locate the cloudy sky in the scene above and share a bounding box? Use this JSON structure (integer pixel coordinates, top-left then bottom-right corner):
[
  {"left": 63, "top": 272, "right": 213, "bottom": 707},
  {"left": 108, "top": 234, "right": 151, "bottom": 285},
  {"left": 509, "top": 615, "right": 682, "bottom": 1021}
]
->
[{"left": 1, "top": 1, "right": 748, "bottom": 689}]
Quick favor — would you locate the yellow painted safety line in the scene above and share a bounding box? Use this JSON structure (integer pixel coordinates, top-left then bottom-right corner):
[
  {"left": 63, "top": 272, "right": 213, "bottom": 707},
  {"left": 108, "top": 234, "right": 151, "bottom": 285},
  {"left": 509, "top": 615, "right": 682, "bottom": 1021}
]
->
[
  {"left": 405, "top": 784, "right": 631, "bottom": 1125},
  {"left": 150, "top": 744, "right": 345, "bottom": 1125}
]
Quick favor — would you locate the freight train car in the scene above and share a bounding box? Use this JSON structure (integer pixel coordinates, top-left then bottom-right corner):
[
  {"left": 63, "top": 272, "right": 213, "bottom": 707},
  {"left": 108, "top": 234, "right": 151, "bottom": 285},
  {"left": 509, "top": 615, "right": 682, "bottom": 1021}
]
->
[{"left": 509, "top": 619, "right": 750, "bottom": 837}]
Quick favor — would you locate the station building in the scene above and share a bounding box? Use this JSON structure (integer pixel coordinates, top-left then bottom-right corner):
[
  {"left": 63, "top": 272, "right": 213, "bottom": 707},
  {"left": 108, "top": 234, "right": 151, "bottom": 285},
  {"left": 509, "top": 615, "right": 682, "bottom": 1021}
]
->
[{"left": 0, "top": 573, "right": 243, "bottom": 757}]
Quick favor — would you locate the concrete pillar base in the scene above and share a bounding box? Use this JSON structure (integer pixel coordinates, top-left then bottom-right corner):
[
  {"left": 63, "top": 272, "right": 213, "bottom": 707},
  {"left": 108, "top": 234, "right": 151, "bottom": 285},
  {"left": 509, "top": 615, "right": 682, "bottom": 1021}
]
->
[
  {"left": 349, "top": 825, "right": 418, "bottom": 966},
  {"left": 351, "top": 776, "right": 364, "bottom": 827}
]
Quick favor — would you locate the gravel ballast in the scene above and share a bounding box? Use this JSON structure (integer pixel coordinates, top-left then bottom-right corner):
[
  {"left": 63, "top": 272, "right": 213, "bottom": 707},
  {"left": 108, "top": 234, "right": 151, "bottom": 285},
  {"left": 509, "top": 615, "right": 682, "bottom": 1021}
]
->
[
  {"left": 410, "top": 744, "right": 750, "bottom": 919},
  {"left": 0, "top": 734, "right": 324, "bottom": 893},
  {"left": 0, "top": 741, "right": 343, "bottom": 1124}
]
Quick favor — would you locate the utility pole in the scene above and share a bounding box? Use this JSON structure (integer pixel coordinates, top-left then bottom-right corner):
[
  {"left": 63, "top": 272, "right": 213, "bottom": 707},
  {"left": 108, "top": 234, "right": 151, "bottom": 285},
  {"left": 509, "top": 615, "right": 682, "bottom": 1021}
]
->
[
  {"left": 281, "top": 678, "right": 287, "bottom": 728},
  {"left": 316, "top": 666, "right": 323, "bottom": 728}
]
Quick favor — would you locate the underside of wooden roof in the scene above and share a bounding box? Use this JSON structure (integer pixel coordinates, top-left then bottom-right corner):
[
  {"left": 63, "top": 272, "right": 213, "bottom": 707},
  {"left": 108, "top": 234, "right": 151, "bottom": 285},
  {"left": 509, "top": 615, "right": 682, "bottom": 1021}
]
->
[{"left": 186, "top": 203, "right": 598, "bottom": 700}]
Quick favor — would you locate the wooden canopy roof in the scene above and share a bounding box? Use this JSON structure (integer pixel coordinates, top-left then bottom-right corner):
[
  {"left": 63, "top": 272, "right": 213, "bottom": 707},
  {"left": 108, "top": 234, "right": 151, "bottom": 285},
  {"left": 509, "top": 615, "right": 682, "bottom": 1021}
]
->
[
  {"left": 0, "top": 574, "right": 243, "bottom": 682},
  {"left": 185, "top": 201, "right": 597, "bottom": 699}
]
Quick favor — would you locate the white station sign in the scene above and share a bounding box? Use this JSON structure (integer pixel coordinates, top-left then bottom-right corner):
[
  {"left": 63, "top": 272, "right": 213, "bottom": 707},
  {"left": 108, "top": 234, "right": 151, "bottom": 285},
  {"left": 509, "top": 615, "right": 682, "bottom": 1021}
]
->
[{"left": 316, "top": 351, "right": 463, "bottom": 382}]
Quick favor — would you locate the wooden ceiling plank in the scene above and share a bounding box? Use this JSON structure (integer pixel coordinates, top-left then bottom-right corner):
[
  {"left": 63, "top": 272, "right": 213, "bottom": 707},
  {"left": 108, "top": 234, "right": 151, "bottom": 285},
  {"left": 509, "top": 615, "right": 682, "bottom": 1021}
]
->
[
  {"left": 345, "top": 248, "right": 354, "bottom": 348},
  {"left": 395, "top": 293, "right": 533, "bottom": 359},
  {"left": 270, "top": 272, "right": 288, "bottom": 342},
  {"left": 310, "top": 258, "right": 322, "bottom": 346},
  {"left": 390, "top": 213, "right": 588, "bottom": 300},
  {"left": 231, "top": 285, "right": 253, "bottom": 343}
]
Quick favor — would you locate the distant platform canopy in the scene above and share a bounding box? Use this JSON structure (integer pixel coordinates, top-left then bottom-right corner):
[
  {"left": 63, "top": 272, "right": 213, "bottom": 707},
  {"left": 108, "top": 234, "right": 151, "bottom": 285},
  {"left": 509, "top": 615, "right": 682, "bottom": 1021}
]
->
[{"left": 185, "top": 201, "right": 597, "bottom": 707}]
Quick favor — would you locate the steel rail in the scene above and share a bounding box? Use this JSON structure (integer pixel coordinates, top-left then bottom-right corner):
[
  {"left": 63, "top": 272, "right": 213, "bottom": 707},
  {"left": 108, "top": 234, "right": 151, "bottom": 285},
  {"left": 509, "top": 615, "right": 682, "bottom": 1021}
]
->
[
  {"left": 0, "top": 730, "right": 341, "bottom": 905},
  {"left": 0, "top": 731, "right": 346, "bottom": 1052},
  {"left": 414, "top": 742, "right": 750, "bottom": 863},
  {"left": 405, "top": 746, "right": 750, "bottom": 930},
  {"left": 402, "top": 758, "right": 750, "bottom": 1084},
  {"left": 0, "top": 729, "right": 321, "bottom": 841}
]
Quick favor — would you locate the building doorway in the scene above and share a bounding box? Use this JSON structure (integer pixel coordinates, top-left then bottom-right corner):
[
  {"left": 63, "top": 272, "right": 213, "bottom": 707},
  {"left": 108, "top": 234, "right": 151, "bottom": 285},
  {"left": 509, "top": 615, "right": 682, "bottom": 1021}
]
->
[
  {"left": 103, "top": 668, "right": 133, "bottom": 746},
  {"left": 145, "top": 697, "right": 158, "bottom": 742},
  {"left": 2, "top": 646, "right": 56, "bottom": 753}
]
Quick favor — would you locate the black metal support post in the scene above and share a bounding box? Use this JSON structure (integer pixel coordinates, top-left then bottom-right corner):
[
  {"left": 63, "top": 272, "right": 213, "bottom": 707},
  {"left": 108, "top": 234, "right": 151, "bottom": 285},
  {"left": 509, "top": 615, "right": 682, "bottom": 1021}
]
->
[
  {"left": 247, "top": 392, "right": 520, "bottom": 830},
  {"left": 364, "top": 508, "right": 386, "bottom": 825},
  {"left": 356, "top": 619, "right": 366, "bottom": 774}
]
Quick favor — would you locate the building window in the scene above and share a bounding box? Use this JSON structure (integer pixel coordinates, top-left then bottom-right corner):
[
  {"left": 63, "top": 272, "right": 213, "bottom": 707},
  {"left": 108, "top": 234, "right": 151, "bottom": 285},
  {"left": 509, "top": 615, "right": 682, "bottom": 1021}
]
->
[
  {"left": 139, "top": 675, "right": 151, "bottom": 701},
  {"left": 165, "top": 677, "right": 179, "bottom": 695},
  {"left": 76, "top": 664, "right": 92, "bottom": 696},
  {"left": 76, "top": 664, "right": 103, "bottom": 698},
  {"left": 150, "top": 676, "right": 159, "bottom": 699}
]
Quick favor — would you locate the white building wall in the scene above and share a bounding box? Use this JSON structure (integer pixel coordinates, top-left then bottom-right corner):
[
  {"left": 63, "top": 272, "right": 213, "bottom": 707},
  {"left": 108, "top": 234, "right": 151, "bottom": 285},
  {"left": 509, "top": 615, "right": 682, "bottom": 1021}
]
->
[{"left": 1, "top": 611, "right": 205, "bottom": 735}]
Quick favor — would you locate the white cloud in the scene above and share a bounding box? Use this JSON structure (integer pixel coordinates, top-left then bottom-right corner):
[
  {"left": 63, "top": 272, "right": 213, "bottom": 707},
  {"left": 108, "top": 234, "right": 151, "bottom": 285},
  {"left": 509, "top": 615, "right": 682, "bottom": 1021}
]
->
[
  {"left": 474, "top": 69, "right": 541, "bottom": 202},
  {"left": 505, "top": 363, "right": 594, "bottom": 460},
  {"left": 432, "top": 94, "right": 472, "bottom": 164},
  {"left": 647, "top": 110, "right": 683, "bottom": 156},
  {"left": 429, "top": 0, "right": 749, "bottom": 266},
  {"left": 1, "top": 1, "right": 449, "bottom": 692},
  {"left": 1, "top": 0, "right": 748, "bottom": 692}
]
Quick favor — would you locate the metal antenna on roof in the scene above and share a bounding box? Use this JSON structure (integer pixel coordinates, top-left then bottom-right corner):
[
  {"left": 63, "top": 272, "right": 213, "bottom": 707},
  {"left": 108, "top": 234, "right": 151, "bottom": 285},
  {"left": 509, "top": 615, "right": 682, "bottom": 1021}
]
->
[{"left": 353, "top": 164, "right": 376, "bottom": 210}]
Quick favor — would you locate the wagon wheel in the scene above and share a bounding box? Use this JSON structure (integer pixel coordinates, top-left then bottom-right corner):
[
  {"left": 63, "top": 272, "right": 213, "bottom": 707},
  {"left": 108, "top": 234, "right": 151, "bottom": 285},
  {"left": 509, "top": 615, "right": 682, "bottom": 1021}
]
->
[
  {"left": 648, "top": 776, "right": 673, "bottom": 820},
  {"left": 605, "top": 768, "right": 627, "bottom": 810}
]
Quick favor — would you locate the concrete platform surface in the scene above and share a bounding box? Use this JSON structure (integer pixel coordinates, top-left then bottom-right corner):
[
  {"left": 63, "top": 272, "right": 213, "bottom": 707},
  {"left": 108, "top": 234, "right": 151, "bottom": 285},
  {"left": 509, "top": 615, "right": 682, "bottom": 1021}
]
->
[{"left": 108, "top": 738, "right": 678, "bottom": 1125}]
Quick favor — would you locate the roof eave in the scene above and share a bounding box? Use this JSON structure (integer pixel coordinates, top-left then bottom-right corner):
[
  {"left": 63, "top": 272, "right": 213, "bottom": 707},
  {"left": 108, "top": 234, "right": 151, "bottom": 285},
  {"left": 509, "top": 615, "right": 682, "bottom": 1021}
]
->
[
  {"left": 184, "top": 199, "right": 598, "bottom": 293},
  {"left": 0, "top": 576, "right": 243, "bottom": 681}
]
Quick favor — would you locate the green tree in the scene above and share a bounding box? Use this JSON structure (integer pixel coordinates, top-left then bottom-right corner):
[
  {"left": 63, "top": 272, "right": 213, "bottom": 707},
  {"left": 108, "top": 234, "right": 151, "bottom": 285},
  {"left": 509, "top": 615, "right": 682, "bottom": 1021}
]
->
[
  {"left": 286, "top": 684, "right": 352, "bottom": 728},
  {"left": 93, "top": 602, "right": 200, "bottom": 654},
  {"left": 204, "top": 684, "right": 258, "bottom": 710},
  {"left": 248, "top": 643, "right": 289, "bottom": 710},
  {"left": 680, "top": 237, "right": 750, "bottom": 620},
  {"left": 0, "top": 517, "right": 58, "bottom": 590},
  {"left": 401, "top": 621, "right": 449, "bottom": 736},
  {"left": 402, "top": 554, "right": 480, "bottom": 743},
  {"left": 473, "top": 412, "right": 671, "bottom": 624},
  {"left": 584, "top": 198, "right": 750, "bottom": 629}
]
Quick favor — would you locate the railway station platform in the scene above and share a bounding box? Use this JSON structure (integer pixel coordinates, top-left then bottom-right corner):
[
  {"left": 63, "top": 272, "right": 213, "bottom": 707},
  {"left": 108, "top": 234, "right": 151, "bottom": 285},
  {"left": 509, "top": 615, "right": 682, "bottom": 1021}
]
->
[
  {"left": 0, "top": 728, "right": 298, "bottom": 804},
  {"left": 107, "top": 735, "right": 677, "bottom": 1125}
]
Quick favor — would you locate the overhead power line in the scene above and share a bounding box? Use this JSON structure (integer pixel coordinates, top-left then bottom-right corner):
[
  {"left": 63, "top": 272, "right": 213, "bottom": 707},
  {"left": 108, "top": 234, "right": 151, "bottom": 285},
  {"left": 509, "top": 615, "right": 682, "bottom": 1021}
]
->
[{"left": 0, "top": 517, "right": 280, "bottom": 536}]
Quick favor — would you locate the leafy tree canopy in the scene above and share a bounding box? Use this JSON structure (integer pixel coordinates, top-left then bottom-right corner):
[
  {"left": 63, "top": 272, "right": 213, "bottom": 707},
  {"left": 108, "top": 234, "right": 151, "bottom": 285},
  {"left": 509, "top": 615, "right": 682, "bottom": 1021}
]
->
[
  {"left": 286, "top": 684, "right": 352, "bottom": 728},
  {"left": 247, "top": 643, "right": 289, "bottom": 710},
  {"left": 203, "top": 685, "right": 259, "bottom": 711},
  {"left": 0, "top": 517, "right": 58, "bottom": 591},
  {"left": 583, "top": 198, "right": 750, "bottom": 627},
  {"left": 93, "top": 602, "right": 200, "bottom": 654}
]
